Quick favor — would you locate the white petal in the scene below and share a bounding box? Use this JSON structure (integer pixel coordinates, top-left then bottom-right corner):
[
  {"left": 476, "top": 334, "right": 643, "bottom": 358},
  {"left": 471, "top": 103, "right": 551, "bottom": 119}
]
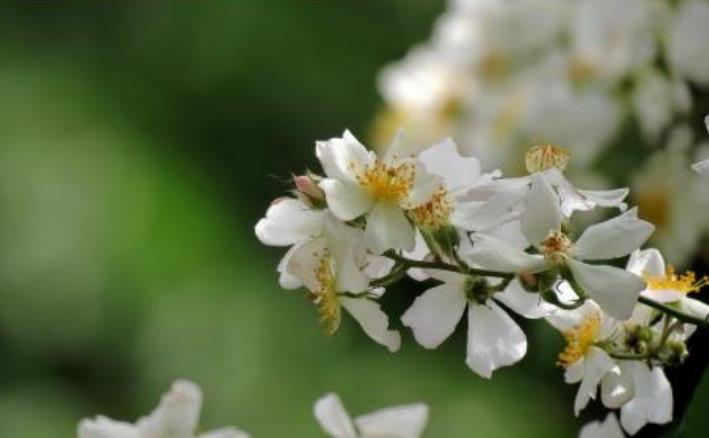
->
[
  {"left": 403, "top": 230, "right": 430, "bottom": 281},
  {"left": 574, "top": 347, "right": 616, "bottom": 416},
  {"left": 682, "top": 297, "right": 709, "bottom": 321},
  {"left": 323, "top": 217, "right": 369, "bottom": 293},
  {"left": 567, "top": 259, "right": 643, "bottom": 320},
  {"left": 316, "top": 130, "right": 373, "bottom": 183},
  {"left": 571, "top": 208, "right": 654, "bottom": 260},
  {"left": 286, "top": 236, "right": 328, "bottom": 292},
  {"left": 365, "top": 202, "right": 415, "bottom": 254},
  {"left": 452, "top": 190, "right": 526, "bottom": 232},
  {"left": 406, "top": 162, "right": 442, "bottom": 208},
  {"left": 564, "top": 360, "right": 584, "bottom": 384},
  {"left": 198, "top": 428, "right": 251, "bottom": 438},
  {"left": 577, "top": 188, "right": 629, "bottom": 211},
  {"left": 137, "top": 380, "right": 202, "bottom": 438},
  {"left": 626, "top": 248, "right": 665, "bottom": 277},
  {"left": 693, "top": 158, "right": 709, "bottom": 173},
  {"left": 401, "top": 283, "right": 467, "bottom": 349},
  {"left": 341, "top": 297, "right": 401, "bottom": 352},
  {"left": 354, "top": 403, "right": 428, "bottom": 438},
  {"left": 520, "top": 173, "right": 561, "bottom": 245},
  {"left": 255, "top": 198, "right": 325, "bottom": 246},
  {"left": 313, "top": 393, "right": 357, "bottom": 438},
  {"left": 495, "top": 279, "right": 555, "bottom": 319},
  {"left": 601, "top": 365, "right": 634, "bottom": 409},
  {"left": 579, "top": 414, "right": 624, "bottom": 438},
  {"left": 466, "top": 233, "right": 547, "bottom": 273},
  {"left": 277, "top": 241, "right": 306, "bottom": 289},
  {"left": 466, "top": 301, "right": 527, "bottom": 379},
  {"left": 320, "top": 179, "right": 373, "bottom": 221},
  {"left": 77, "top": 416, "right": 140, "bottom": 438},
  {"left": 620, "top": 363, "right": 673, "bottom": 435},
  {"left": 418, "top": 138, "right": 481, "bottom": 190},
  {"left": 545, "top": 300, "right": 601, "bottom": 333}
]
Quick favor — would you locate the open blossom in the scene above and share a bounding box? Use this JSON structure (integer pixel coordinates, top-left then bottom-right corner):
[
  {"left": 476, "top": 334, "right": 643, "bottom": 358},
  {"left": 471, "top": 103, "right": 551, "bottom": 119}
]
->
[
  {"left": 316, "top": 130, "right": 440, "bottom": 254},
  {"left": 466, "top": 173, "right": 653, "bottom": 320},
  {"left": 77, "top": 380, "right": 249, "bottom": 438},
  {"left": 286, "top": 215, "right": 400, "bottom": 352},
  {"left": 314, "top": 393, "right": 428, "bottom": 438},
  {"left": 402, "top": 269, "right": 552, "bottom": 378}
]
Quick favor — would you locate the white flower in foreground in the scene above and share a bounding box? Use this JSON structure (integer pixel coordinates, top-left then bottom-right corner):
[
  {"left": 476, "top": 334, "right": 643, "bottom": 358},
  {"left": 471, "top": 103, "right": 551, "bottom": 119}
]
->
[
  {"left": 314, "top": 393, "right": 428, "bottom": 438},
  {"left": 602, "top": 360, "right": 673, "bottom": 435},
  {"left": 466, "top": 173, "right": 652, "bottom": 320},
  {"left": 316, "top": 130, "right": 439, "bottom": 254},
  {"left": 77, "top": 380, "right": 249, "bottom": 438},
  {"left": 255, "top": 196, "right": 327, "bottom": 289},
  {"left": 286, "top": 215, "right": 400, "bottom": 352},
  {"left": 547, "top": 301, "right": 619, "bottom": 415},
  {"left": 402, "top": 269, "right": 552, "bottom": 378},
  {"left": 627, "top": 248, "right": 709, "bottom": 323},
  {"left": 579, "top": 413, "right": 624, "bottom": 438}
]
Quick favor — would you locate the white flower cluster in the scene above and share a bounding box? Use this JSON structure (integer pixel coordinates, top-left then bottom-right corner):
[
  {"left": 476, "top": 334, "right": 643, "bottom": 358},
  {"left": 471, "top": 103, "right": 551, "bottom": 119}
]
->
[
  {"left": 256, "top": 131, "right": 709, "bottom": 436},
  {"left": 376, "top": 0, "right": 709, "bottom": 265},
  {"left": 77, "top": 381, "right": 429, "bottom": 438}
]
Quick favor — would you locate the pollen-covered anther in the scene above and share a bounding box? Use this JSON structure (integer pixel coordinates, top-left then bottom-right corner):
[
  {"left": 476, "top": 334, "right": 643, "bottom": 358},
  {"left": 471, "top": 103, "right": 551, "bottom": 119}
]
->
[
  {"left": 408, "top": 188, "right": 453, "bottom": 230},
  {"left": 525, "top": 144, "right": 571, "bottom": 174},
  {"left": 644, "top": 266, "right": 709, "bottom": 295},
  {"left": 356, "top": 159, "right": 415, "bottom": 203},
  {"left": 540, "top": 231, "right": 572, "bottom": 264},
  {"left": 312, "top": 255, "right": 341, "bottom": 335},
  {"left": 557, "top": 313, "right": 601, "bottom": 368}
]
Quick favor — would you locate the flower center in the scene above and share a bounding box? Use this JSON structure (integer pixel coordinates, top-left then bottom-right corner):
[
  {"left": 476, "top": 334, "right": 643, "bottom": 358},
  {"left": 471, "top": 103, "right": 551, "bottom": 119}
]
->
[
  {"left": 408, "top": 188, "right": 453, "bottom": 231},
  {"left": 525, "top": 144, "right": 570, "bottom": 174},
  {"left": 312, "top": 254, "right": 341, "bottom": 335},
  {"left": 356, "top": 159, "right": 414, "bottom": 203},
  {"left": 635, "top": 189, "right": 669, "bottom": 231},
  {"left": 557, "top": 313, "right": 601, "bottom": 368},
  {"left": 644, "top": 266, "right": 708, "bottom": 295},
  {"left": 540, "top": 231, "right": 572, "bottom": 264}
]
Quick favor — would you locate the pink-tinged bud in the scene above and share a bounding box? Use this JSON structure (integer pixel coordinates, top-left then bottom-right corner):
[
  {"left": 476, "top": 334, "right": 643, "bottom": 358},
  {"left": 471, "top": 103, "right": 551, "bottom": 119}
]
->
[{"left": 293, "top": 174, "right": 325, "bottom": 202}]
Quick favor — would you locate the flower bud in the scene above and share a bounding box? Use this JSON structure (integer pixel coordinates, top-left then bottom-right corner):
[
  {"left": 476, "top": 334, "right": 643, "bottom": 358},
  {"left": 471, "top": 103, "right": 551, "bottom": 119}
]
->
[{"left": 293, "top": 173, "right": 326, "bottom": 208}]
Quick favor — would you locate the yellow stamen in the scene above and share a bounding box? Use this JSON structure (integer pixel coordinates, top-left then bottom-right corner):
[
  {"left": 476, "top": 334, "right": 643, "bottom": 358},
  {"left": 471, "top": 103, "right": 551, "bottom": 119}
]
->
[
  {"left": 540, "top": 231, "right": 572, "bottom": 264},
  {"left": 312, "top": 254, "right": 341, "bottom": 335},
  {"left": 355, "top": 159, "right": 414, "bottom": 203},
  {"left": 557, "top": 314, "right": 601, "bottom": 368},
  {"left": 525, "top": 144, "right": 570, "bottom": 174},
  {"left": 408, "top": 188, "right": 453, "bottom": 231},
  {"left": 644, "top": 266, "right": 709, "bottom": 295}
]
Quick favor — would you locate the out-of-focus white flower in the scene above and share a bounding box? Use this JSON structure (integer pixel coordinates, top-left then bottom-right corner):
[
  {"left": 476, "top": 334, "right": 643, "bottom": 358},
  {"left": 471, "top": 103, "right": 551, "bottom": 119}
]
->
[
  {"left": 627, "top": 248, "right": 709, "bottom": 321},
  {"left": 316, "top": 130, "right": 439, "bottom": 254},
  {"left": 466, "top": 174, "right": 652, "bottom": 319},
  {"left": 547, "top": 301, "right": 619, "bottom": 415},
  {"left": 632, "top": 126, "right": 709, "bottom": 264},
  {"left": 693, "top": 159, "right": 709, "bottom": 173},
  {"left": 313, "top": 393, "right": 428, "bottom": 438},
  {"left": 667, "top": 0, "right": 709, "bottom": 85},
  {"left": 401, "top": 268, "right": 552, "bottom": 378},
  {"left": 77, "top": 380, "right": 250, "bottom": 438},
  {"left": 632, "top": 68, "right": 691, "bottom": 142},
  {"left": 255, "top": 197, "right": 327, "bottom": 289},
  {"left": 286, "top": 215, "right": 400, "bottom": 352},
  {"left": 579, "top": 413, "right": 624, "bottom": 438}
]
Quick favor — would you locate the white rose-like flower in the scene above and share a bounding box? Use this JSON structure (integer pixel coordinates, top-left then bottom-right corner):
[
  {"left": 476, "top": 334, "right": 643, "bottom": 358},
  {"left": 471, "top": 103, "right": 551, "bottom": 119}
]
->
[
  {"left": 316, "top": 130, "right": 440, "bottom": 254},
  {"left": 579, "top": 413, "right": 624, "bottom": 438},
  {"left": 401, "top": 269, "right": 553, "bottom": 378},
  {"left": 667, "top": 0, "right": 709, "bottom": 85},
  {"left": 465, "top": 173, "right": 652, "bottom": 320},
  {"left": 546, "top": 301, "right": 619, "bottom": 416},
  {"left": 314, "top": 393, "right": 428, "bottom": 438},
  {"left": 77, "top": 380, "right": 249, "bottom": 438}
]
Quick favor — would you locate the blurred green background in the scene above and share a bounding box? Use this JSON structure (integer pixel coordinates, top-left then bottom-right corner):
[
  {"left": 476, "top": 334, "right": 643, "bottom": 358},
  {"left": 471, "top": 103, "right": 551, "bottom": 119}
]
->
[{"left": 0, "top": 3, "right": 707, "bottom": 437}]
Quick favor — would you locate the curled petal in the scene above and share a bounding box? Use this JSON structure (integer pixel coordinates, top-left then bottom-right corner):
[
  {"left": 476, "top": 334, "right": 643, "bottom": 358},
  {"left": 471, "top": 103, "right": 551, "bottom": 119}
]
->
[
  {"left": 313, "top": 393, "right": 357, "bottom": 438},
  {"left": 341, "top": 297, "right": 401, "bottom": 352},
  {"left": 571, "top": 208, "right": 654, "bottom": 261}
]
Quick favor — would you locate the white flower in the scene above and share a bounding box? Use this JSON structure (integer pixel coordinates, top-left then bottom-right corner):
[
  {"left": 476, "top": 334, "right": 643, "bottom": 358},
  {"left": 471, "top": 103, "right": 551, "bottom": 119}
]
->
[
  {"left": 466, "top": 173, "right": 652, "bottom": 320},
  {"left": 316, "top": 130, "right": 440, "bottom": 254},
  {"left": 579, "top": 413, "right": 624, "bottom": 438},
  {"left": 401, "top": 268, "right": 552, "bottom": 378},
  {"left": 627, "top": 248, "right": 709, "bottom": 322},
  {"left": 546, "top": 301, "right": 619, "bottom": 415},
  {"left": 632, "top": 68, "right": 691, "bottom": 142},
  {"left": 667, "top": 0, "right": 709, "bottom": 85},
  {"left": 77, "top": 380, "right": 249, "bottom": 438},
  {"left": 286, "top": 215, "right": 400, "bottom": 352},
  {"left": 255, "top": 197, "right": 327, "bottom": 289},
  {"left": 313, "top": 393, "right": 428, "bottom": 438},
  {"left": 693, "top": 158, "right": 709, "bottom": 174}
]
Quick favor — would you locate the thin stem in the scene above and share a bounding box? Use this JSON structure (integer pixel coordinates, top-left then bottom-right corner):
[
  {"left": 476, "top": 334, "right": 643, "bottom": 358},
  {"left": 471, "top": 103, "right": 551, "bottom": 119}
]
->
[
  {"left": 639, "top": 296, "right": 709, "bottom": 328},
  {"left": 382, "top": 250, "right": 514, "bottom": 279}
]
